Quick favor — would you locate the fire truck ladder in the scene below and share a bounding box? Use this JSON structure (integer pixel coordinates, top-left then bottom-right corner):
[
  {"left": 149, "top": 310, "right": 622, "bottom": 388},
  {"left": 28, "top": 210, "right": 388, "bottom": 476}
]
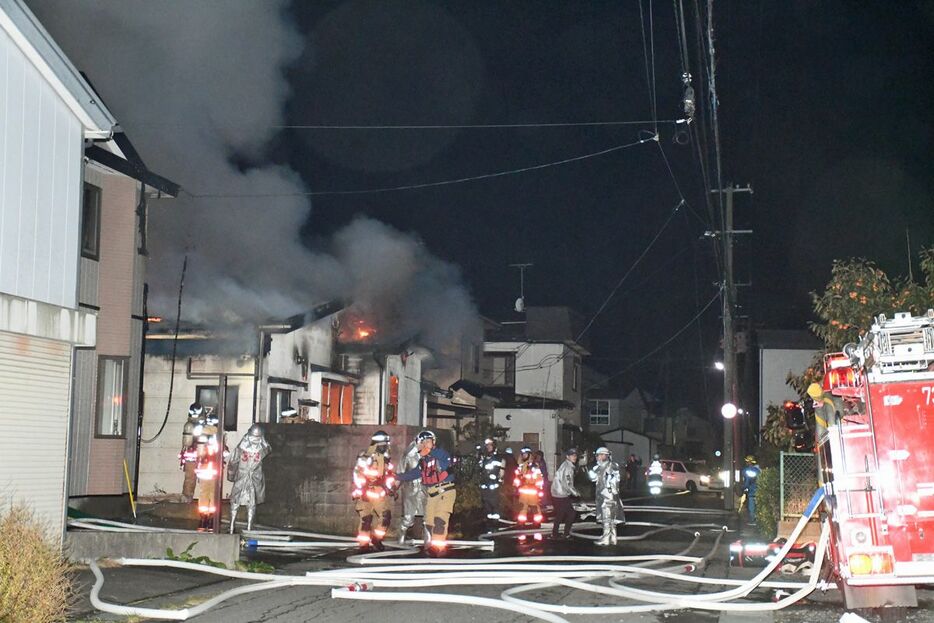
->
[{"left": 834, "top": 414, "right": 886, "bottom": 522}]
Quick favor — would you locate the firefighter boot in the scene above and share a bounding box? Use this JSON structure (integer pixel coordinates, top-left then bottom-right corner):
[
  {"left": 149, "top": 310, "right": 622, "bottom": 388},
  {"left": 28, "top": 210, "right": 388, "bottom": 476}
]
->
[
  {"left": 596, "top": 521, "right": 614, "bottom": 546},
  {"left": 358, "top": 516, "right": 374, "bottom": 551},
  {"left": 246, "top": 505, "right": 255, "bottom": 531},
  {"left": 229, "top": 503, "right": 239, "bottom": 534}
]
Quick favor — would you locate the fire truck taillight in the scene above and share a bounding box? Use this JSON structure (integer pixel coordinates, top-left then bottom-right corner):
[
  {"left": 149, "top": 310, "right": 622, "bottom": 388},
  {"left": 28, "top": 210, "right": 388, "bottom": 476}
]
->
[{"left": 848, "top": 552, "right": 894, "bottom": 575}]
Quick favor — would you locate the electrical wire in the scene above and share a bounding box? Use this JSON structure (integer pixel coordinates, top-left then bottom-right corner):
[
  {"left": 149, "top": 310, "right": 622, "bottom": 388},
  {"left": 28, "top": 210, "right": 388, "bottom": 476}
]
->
[
  {"left": 575, "top": 199, "right": 684, "bottom": 344},
  {"left": 141, "top": 255, "right": 187, "bottom": 444},
  {"left": 268, "top": 119, "right": 683, "bottom": 130},
  {"left": 182, "top": 137, "right": 654, "bottom": 199},
  {"left": 586, "top": 288, "right": 721, "bottom": 390}
]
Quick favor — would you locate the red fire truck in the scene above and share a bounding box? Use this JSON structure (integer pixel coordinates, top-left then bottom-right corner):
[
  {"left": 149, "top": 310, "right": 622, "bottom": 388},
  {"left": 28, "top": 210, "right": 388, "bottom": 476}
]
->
[{"left": 816, "top": 310, "right": 934, "bottom": 609}]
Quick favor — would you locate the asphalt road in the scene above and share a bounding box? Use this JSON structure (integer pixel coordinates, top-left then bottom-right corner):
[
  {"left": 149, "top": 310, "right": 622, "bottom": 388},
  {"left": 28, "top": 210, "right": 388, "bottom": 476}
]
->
[{"left": 70, "top": 496, "right": 934, "bottom": 623}]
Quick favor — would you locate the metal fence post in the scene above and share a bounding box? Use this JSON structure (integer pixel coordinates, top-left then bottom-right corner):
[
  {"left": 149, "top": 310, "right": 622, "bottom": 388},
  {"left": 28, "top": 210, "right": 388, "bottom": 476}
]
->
[{"left": 779, "top": 451, "right": 785, "bottom": 521}]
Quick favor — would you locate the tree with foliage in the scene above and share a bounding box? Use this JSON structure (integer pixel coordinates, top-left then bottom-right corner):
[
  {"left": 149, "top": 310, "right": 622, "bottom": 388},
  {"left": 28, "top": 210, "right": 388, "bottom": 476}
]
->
[{"left": 787, "top": 248, "right": 934, "bottom": 397}]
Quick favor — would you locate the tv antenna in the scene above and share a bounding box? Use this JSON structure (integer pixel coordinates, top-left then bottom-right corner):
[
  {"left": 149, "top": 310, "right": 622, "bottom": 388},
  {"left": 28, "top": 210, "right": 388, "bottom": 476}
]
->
[{"left": 509, "top": 263, "right": 533, "bottom": 313}]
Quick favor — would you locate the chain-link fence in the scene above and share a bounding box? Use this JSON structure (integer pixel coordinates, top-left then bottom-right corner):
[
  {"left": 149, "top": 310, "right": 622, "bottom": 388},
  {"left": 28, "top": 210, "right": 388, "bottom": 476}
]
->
[{"left": 779, "top": 452, "right": 819, "bottom": 520}]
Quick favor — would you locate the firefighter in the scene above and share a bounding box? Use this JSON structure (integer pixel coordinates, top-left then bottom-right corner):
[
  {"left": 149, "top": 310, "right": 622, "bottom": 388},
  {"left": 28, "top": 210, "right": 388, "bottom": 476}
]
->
[
  {"left": 227, "top": 424, "right": 271, "bottom": 533},
  {"left": 807, "top": 382, "right": 843, "bottom": 443},
  {"left": 398, "top": 430, "right": 456, "bottom": 554},
  {"left": 514, "top": 446, "right": 545, "bottom": 527},
  {"left": 742, "top": 455, "right": 761, "bottom": 524},
  {"left": 550, "top": 448, "right": 581, "bottom": 539},
  {"left": 179, "top": 403, "right": 202, "bottom": 502},
  {"left": 351, "top": 430, "right": 397, "bottom": 551},
  {"left": 647, "top": 454, "right": 664, "bottom": 495},
  {"left": 194, "top": 407, "right": 226, "bottom": 531},
  {"left": 397, "top": 436, "right": 428, "bottom": 544},
  {"left": 588, "top": 447, "right": 622, "bottom": 546},
  {"left": 478, "top": 438, "right": 506, "bottom": 532}
]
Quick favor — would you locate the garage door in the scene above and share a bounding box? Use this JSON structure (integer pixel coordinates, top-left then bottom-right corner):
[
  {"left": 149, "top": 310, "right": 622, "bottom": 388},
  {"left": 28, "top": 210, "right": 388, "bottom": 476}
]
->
[{"left": 0, "top": 332, "right": 72, "bottom": 542}]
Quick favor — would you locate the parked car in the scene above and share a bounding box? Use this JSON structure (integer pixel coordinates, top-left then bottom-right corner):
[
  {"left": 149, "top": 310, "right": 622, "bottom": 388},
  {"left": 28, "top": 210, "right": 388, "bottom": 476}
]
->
[{"left": 652, "top": 459, "right": 719, "bottom": 493}]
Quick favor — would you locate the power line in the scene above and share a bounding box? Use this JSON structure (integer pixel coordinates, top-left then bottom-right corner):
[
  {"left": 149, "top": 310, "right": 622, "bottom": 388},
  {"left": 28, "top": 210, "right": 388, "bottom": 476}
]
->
[
  {"left": 575, "top": 199, "right": 684, "bottom": 343},
  {"left": 182, "top": 136, "right": 655, "bottom": 199},
  {"left": 638, "top": 0, "right": 658, "bottom": 130},
  {"left": 268, "top": 119, "right": 684, "bottom": 130},
  {"left": 129, "top": 119, "right": 683, "bottom": 130},
  {"left": 585, "top": 288, "right": 721, "bottom": 390}
]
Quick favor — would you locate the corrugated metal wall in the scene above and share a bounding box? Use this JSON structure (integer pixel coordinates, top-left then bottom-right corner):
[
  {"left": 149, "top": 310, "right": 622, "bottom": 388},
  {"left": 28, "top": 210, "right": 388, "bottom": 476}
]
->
[
  {"left": 0, "top": 332, "right": 72, "bottom": 542},
  {"left": 66, "top": 347, "right": 95, "bottom": 496},
  {"left": 0, "top": 24, "right": 82, "bottom": 310}
]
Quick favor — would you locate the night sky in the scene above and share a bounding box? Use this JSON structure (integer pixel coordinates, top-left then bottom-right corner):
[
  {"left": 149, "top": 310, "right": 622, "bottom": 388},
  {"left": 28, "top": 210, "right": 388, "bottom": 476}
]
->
[
  {"left": 259, "top": 1, "right": 933, "bottom": 414},
  {"left": 258, "top": 0, "right": 934, "bottom": 414}
]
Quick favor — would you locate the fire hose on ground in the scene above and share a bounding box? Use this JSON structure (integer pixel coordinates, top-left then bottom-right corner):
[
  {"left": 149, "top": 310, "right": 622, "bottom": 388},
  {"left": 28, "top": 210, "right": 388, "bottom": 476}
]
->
[{"left": 81, "top": 489, "right": 830, "bottom": 621}]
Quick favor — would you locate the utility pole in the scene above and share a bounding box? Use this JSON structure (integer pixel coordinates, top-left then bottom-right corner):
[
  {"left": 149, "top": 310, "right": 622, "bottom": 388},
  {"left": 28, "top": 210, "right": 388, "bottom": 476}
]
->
[{"left": 713, "top": 184, "right": 752, "bottom": 511}]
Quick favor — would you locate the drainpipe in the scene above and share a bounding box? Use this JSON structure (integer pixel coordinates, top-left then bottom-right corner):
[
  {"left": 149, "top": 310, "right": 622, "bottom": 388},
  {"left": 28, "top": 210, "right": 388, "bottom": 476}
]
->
[{"left": 132, "top": 283, "right": 148, "bottom": 498}]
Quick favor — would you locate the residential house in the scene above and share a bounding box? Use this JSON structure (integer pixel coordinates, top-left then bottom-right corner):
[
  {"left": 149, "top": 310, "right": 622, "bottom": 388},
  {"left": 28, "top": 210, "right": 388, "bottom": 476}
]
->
[
  {"left": 476, "top": 307, "right": 588, "bottom": 473},
  {"left": 136, "top": 305, "right": 430, "bottom": 498},
  {"left": 585, "top": 386, "right": 658, "bottom": 465},
  {"left": 67, "top": 134, "right": 177, "bottom": 502},
  {"left": 0, "top": 0, "right": 114, "bottom": 541}
]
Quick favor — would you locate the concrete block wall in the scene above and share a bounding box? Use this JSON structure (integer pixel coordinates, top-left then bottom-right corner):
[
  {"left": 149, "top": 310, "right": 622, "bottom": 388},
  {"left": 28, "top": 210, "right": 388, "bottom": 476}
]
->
[{"left": 260, "top": 423, "right": 451, "bottom": 535}]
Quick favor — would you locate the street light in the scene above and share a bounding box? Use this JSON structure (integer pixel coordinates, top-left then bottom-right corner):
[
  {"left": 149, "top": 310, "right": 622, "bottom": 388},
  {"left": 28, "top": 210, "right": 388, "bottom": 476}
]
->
[
  {"left": 721, "top": 402, "right": 738, "bottom": 419},
  {"left": 714, "top": 361, "right": 725, "bottom": 371}
]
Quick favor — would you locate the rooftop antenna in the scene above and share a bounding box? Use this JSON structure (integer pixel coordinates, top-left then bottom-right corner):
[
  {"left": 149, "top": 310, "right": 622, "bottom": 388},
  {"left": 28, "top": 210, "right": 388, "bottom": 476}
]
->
[{"left": 509, "top": 263, "right": 533, "bottom": 313}]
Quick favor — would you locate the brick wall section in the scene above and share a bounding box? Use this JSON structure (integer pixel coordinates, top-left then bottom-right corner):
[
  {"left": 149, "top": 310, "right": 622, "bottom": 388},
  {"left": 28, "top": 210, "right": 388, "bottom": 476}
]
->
[{"left": 260, "top": 423, "right": 452, "bottom": 535}]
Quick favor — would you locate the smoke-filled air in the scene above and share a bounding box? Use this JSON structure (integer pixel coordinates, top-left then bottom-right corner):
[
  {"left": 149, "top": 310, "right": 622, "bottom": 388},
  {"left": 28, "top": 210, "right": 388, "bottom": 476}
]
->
[{"left": 27, "top": 0, "right": 480, "bottom": 362}]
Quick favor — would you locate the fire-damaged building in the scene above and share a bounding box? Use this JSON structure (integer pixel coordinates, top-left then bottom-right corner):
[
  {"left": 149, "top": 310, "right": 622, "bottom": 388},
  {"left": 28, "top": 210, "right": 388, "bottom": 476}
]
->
[{"left": 135, "top": 301, "right": 435, "bottom": 498}]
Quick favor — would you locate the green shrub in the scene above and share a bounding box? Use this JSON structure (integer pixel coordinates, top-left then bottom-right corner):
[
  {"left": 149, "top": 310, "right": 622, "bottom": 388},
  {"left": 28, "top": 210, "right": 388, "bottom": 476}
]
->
[
  {"left": 0, "top": 505, "right": 74, "bottom": 623},
  {"left": 754, "top": 467, "right": 780, "bottom": 539}
]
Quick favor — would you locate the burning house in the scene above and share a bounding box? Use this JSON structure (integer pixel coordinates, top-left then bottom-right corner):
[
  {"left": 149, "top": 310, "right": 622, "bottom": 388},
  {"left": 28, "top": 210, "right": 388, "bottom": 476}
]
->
[{"left": 136, "top": 302, "right": 432, "bottom": 498}]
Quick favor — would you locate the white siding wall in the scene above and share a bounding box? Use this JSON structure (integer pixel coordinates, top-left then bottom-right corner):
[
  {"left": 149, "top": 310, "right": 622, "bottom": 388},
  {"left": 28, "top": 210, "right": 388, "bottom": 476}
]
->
[
  {"left": 494, "top": 407, "right": 561, "bottom": 474},
  {"left": 758, "top": 348, "right": 819, "bottom": 429},
  {"left": 0, "top": 24, "right": 82, "bottom": 309},
  {"left": 0, "top": 333, "right": 71, "bottom": 541}
]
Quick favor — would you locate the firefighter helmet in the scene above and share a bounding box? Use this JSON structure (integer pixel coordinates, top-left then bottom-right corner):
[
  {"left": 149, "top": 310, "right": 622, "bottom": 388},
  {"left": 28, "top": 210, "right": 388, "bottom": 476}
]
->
[
  {"left": 248, "top": 424, "right": 264, "bottom": 438},
  {"left": 595, "top": 447, "right": 610, "bottom": 456},
  {"left": 565, "top": 447, "right": 578, "bottom": 456},
  {"left": 416, "top": 430, "right": 436, "bottom": 443},
  {"left": 371, "top": 430, "right": 391, "bottom": 444},
  {"left": 519, "top": 446, "right": 532, "bottom": 455},
  {"left": 745, "top": 455, "right": 757, "bottom": 464},
  {"left": 483, "top": 437, "right": 496, "bottom": 447},
  {"left": 806, "top": 383, "right": 823, "bottom": 400},
  {"left": 188, "top": 402, "right": 203, "bottom": 417}
]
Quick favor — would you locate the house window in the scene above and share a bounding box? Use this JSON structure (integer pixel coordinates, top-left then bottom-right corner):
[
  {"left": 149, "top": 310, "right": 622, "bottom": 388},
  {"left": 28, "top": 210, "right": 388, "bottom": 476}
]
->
[
  {"left": 386, "top": 374, "right": 399, "bottom": 424},
  {"left": 572, "top": 358, "right": 581, "bottom": 392},
  {"left": 589, "top": 400, "right": 610, "bottom": 426},
  {"left": 196, "top": 385, "right": 239, "bottom": 431},
  {"left": 321, "top": 381, "right": 353, "bottom": 424},
  {"left": 487, "top": 354, "right": 515, "bottom": 386},
  {"left": 81, "top": 183, "right": 102, "bottom": 259},
  {"left": 269, "top": 388, "right": 293, "bottom": 423},
  {"left": 472, "top": 344, "right": 481, "bottom": 374},
  {"left": 96, "top": 357, "right": 127, "bottom": 437}
]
